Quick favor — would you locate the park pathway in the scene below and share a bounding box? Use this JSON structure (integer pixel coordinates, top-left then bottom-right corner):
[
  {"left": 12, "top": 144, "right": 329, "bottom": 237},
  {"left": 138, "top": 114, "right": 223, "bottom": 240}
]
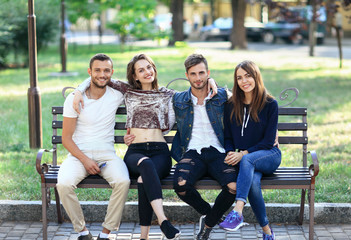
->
[{"left": 0, "top": 220, "right": 350, "bottom": 239}]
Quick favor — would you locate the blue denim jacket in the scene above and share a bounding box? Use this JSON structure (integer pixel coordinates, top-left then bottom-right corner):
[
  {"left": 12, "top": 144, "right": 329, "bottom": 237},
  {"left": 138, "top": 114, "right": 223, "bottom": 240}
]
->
[{"left": 171, "top": 87, "right": 228, "bottom": 162}]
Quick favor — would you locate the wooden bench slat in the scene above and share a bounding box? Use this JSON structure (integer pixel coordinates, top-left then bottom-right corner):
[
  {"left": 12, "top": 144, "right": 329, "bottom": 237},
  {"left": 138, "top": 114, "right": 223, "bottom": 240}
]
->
[
  {"left": 53, "top": 136, "right": 308, "bottom": 145},
  {"left": 116, "top": 107, "right": 127, "bottom": 114},
  {"left": 52, "top": 107, "right": 63, "bottom": 114},
  {"left": 44, "top": 175, "right": 312, "bottom": 186},
  {"left": 53, "top": 122, "right": 309, "bottom": 132},
  {"left": 278, "top": 107, "right": 307, "bottom": 116},
  {"left": 53, "top": 106, "right": 307, "bottom": 116},
  {"left": 52, "top": 106, "right": 127, "bottom": 115},
  {"left": 44, "top": 166, "right": 312, "bottom": 187},
  {"left": 114, "top": 122, "right": 126, "bottom": 130},
  {"left": 52, "top": 121, "right": 62, "bottom": 129},
  {"left": 278, "top": 123, "right": 307, "bottom": 131},
  {"left": 278, "top": 136, "right": 308, "bottom": 144}
]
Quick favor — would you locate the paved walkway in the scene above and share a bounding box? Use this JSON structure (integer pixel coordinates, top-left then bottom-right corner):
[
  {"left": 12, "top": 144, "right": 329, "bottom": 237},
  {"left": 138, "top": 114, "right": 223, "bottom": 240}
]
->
[{"left": 1, "top": 221, "right": 350, "bottom": 240}]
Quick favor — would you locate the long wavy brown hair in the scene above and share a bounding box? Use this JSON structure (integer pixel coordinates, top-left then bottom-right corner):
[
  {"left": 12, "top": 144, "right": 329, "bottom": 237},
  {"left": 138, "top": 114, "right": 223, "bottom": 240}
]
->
[
  {"left": 229, "top": 60, "right": 274, "bottom": 124},
  {"left": 126, "top": 54, "right": 159, "bottom": 90}
]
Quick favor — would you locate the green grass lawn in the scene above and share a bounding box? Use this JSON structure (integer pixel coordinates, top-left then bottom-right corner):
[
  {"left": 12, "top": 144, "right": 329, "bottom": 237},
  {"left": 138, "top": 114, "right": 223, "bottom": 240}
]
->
[{"left": 0, "top": 43, "right": 350, "bottom": 203}]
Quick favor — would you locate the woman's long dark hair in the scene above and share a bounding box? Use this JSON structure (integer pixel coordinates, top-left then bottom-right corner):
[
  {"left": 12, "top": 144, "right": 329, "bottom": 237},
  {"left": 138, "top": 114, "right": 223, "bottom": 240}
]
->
[
  {"left": 230, "top": 60, "right": 274, "bottom": 124},
  {"left": 126, "top": 54, "right": 159, "bottom": 90}
]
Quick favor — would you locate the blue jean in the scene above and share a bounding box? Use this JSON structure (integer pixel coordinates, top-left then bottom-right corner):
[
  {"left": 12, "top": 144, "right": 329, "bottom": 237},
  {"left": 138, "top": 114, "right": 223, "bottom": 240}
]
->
[{"left": 236, "top": 147, "right": 281, "bottom": 227}]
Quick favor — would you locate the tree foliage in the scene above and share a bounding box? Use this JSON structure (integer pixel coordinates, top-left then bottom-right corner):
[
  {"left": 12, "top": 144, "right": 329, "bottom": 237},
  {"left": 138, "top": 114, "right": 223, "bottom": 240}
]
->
[
  {"left": 66, "top": 0, "right": 115, "bottom": 24},
  {"left": 0, "top": 0, "right": 59, "bottom": 67},
  {"left": 107, "top": 0, "right": 157, "bottom": 48}
]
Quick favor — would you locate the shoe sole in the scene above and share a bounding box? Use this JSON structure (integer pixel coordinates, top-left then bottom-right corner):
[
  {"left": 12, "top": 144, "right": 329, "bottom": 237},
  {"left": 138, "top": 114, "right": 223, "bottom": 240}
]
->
[
  {"left": 220, "top": 222, "right": 247, "bottom": 232},
  {"left": 263, "top": 232, "right": 275, "bottom": 240},
  {"left": 162, "top": 231, "right": 181, "bottom": 240}
]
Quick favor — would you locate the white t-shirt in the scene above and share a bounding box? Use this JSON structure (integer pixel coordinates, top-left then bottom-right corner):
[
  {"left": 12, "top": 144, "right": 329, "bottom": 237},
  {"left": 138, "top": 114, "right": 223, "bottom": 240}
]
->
[
  {"left": 186, "top": 93, "right": 225, "bottom": 154},
  {"left": 63, "top": 86, "right": 124, "bottom": 150}
]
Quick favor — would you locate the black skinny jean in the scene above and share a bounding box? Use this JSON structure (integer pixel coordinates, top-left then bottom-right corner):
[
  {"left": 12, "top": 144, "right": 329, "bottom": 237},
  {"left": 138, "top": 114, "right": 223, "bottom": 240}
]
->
[
  {"left": 124, "top": 142, "right": 172, "bottom": 226},
  {"left": 173, "top": 147, "right": 238, "bottom": 227}
]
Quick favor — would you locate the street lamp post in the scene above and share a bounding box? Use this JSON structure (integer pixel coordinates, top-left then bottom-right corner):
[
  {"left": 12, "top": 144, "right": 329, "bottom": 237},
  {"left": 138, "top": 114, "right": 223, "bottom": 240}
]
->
[
  {"left": 60, "top": 0, "right": 67, "bottom": 72},
  {"left": 27, "top": 0, "right": 42, "bottom": 148}
]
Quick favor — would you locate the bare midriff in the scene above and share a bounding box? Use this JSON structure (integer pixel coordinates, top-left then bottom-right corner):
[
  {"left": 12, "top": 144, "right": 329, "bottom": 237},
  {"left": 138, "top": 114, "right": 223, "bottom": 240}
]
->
[{"left": 130, "top": 128, "right": 166, "bottom": 143}]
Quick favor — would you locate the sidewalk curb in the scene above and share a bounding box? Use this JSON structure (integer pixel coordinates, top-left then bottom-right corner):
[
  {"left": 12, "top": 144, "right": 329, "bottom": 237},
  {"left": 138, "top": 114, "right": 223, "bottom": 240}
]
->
[{"left": 0, "top": 200, "right": 350, "bottom": 224}]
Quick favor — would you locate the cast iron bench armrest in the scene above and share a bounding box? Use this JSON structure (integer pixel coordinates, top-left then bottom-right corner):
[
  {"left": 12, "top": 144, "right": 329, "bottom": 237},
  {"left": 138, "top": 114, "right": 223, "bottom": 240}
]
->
[
  {"left": 308, "top": 150, "right": 319, "bottom": 178},
  {"left": 36, "top": 148, "right": 55, "bottom": 175}
]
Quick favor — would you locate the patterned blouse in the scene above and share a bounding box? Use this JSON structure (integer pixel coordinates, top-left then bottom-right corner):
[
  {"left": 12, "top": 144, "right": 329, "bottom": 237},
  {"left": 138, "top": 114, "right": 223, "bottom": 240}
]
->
[{"left": 77, "top": 78, "right": 175, "bottom": 132}]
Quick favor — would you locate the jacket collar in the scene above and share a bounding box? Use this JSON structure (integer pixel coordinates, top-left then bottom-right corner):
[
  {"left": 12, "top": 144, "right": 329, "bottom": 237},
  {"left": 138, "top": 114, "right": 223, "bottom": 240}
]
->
[{"left": 184, "top": 87, "right": 192, "bottom": 103}]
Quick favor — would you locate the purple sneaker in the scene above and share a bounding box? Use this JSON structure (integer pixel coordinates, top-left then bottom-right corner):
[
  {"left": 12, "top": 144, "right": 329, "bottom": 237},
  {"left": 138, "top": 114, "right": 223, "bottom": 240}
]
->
[
  {"left": 262, "top": 226, "right": 275, "bottom": 240},
  {"left": 219, "top": 210, "right": 245, "bottom": 231}
]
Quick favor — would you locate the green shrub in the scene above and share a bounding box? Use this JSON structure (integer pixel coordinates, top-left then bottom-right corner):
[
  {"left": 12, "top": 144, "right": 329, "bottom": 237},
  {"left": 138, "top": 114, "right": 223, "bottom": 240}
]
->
[{"left": 0, "top": 0, "right": 59, "bottom": 66}]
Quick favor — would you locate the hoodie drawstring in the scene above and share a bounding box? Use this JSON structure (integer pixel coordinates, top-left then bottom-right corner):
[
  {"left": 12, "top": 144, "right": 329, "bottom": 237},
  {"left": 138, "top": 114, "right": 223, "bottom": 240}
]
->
[{"left": 241, "top": 107, "right": 250, "bottom": 137}]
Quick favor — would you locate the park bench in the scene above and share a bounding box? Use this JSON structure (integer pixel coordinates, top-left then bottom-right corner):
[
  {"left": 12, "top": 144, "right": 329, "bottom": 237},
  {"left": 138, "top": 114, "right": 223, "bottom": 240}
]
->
[{"left": 36, "top": 86, "right": 319, "bottom": 240}]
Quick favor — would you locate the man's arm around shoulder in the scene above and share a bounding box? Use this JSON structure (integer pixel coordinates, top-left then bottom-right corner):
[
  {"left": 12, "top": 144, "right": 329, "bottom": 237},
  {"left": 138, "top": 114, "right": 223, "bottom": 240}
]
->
[{"left": 62, "top": 117, "right": 100, "bottom": 175}]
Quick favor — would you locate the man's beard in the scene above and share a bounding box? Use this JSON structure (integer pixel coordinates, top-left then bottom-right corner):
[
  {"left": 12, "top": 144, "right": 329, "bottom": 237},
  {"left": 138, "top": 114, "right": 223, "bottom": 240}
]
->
[
  {"left": 92, "top": 77, "right": 110, "bottom": 89},
  {"left": 190, "top": 80, "right": 207, "bottom": 90}
]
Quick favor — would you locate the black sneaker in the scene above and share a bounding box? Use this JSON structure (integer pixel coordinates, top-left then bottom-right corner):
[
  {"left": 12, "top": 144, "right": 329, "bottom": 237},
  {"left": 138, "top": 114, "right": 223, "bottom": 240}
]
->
[
  {"left": 77, "top": 232, "right": 92, "bottom": 240},
  {"left": 160, "top": 220, "right": 181, "bottom": 239},
  {"left": 97, "top": 234, "right": 109, "bottom": 240},
  {"left": 197, "top": 215, "right": 206, "bottom": 235},
  {"left": 196, "top": 226, "right": 212, "bottom": 240}
]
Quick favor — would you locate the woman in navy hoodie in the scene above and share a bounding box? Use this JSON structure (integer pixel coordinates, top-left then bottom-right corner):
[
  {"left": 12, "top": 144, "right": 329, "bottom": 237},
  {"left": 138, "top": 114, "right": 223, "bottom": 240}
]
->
[{"left": 219, "top": 60, "right": 281, "bottom": 240}]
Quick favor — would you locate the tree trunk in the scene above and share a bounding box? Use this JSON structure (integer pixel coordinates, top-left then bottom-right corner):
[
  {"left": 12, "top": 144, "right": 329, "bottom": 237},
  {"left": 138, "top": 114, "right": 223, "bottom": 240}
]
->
[
  {"left": 309, "top": 0, "right": 317, "bottom": 56},
  {"left": 336, "top": 26, "right": 343, "bottom": 68},
  {"left": 87, "top": 19, "right": 93, "bottom": 50},
  {"left": 98, "top": 14, "right": 103, "bottom": 45},
  {"left": 169, "top": 0, "right": 184, "bottom": 46},
  {"left": 210, "top": 0, "right": 215, "bottom": 23},
  {"left": 325, "top": 0, "right": 335, "bottom": 36},
  {"left": 231, "top": 0, "right": 247, "bottom": 49}
]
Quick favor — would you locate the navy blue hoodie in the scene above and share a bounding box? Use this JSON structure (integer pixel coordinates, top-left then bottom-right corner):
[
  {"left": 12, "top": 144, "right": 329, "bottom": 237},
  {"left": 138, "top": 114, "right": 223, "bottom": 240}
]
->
[{"left": 224, "top": 98, "right": 278, "bottom": 153}]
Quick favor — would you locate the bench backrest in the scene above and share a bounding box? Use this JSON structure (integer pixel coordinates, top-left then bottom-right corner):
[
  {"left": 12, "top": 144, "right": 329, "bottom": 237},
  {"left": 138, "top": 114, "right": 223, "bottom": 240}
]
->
[{"left": 50, "top": 105, "right": 308, "bottom": 167}]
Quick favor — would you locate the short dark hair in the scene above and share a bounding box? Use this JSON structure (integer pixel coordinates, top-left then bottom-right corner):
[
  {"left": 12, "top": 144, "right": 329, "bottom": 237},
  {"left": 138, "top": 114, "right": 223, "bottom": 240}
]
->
[
  {"left": 184, "top": 53, "right": 208, "bottom": 73},
  {"left": 89, "top": 53, "right": 113, "bottom": 69}
]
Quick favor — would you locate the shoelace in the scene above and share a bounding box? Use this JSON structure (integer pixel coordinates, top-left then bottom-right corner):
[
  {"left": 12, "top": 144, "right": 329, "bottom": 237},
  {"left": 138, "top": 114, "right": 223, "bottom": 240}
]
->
[
  {"left": 201, "top": 227, "right": 212, "bottom": 238},
  {"left": 260, "top": 231, "right": 274, "bottom": 240},
  {"left": 223, "top": 211, "right": 234, "bottom": 223},
  {"left": 227, "top": 211, "right": 241, "bottom": 223}
]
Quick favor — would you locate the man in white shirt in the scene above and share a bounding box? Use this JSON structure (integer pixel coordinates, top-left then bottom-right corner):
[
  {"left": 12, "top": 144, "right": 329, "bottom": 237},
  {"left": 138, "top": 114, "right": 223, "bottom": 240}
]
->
[
  {"left": 171, "top": 54, "right": 238, "bottom": 240},
  {"left": 56, "top": 53, "right": 130, "bottom": 240}
]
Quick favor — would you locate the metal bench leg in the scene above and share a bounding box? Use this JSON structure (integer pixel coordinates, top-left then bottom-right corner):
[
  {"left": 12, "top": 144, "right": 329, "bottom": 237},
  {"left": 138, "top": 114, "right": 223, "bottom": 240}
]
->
[
  {"left": 42, "top": 187, "right": 48, "bottom": 240},
  {"left": 298, "top": 189, "right": 306, "bottom": 225},
  {"left": 54, "top": 187, "right": 64, "bottom": 223},
  {"left": 309, "top": 188, "right": 315, "bottom": 240}
]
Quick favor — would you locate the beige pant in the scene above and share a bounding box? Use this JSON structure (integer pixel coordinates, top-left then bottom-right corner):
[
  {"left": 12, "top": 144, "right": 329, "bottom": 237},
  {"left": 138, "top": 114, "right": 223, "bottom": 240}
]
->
[{"left": 57, "top": 146, "right": 130, "bottom": 232}]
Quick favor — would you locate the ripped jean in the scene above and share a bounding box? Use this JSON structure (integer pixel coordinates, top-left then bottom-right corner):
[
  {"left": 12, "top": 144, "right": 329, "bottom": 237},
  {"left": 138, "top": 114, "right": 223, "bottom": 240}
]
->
[
  {"left": 236, "top": 147, "right": 281, "bottom": 227},
  {"left": 173, "top": 147, "right": 238, "bottom": 227},
  {"left": 124, "top": 142, "right": 172, "bottom": 226}
]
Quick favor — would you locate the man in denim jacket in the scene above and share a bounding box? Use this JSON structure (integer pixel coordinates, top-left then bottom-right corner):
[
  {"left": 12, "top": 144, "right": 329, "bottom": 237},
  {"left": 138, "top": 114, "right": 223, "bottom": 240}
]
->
[{"left": 172, "top": 54, "right": 238, "bottom": 240}]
